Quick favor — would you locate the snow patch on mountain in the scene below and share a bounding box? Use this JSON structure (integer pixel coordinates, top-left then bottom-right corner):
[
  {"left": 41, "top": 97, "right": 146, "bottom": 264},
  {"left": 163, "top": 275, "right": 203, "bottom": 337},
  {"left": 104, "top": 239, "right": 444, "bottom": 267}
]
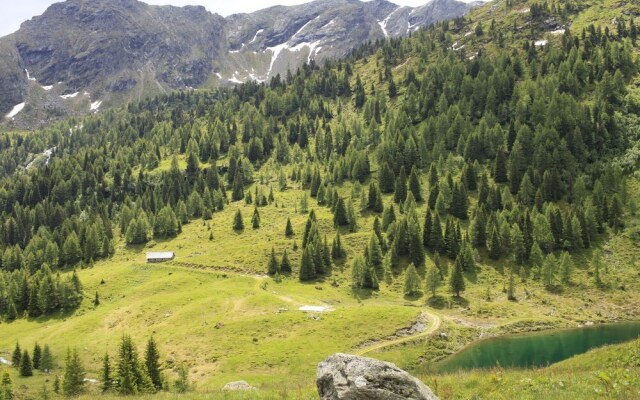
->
[
  {"left": 60, "top": 92, "right": 79, "bottom": 99},
  {"left": 25, "top": 69, "right": 36, "bottom": 82},
  {"left": 378, "top": 6, "right": 401, "bottom": 38},
  {"left": 266, "top": 43, "right": 290, "bottom": 77},
  {"left": 5, "top": 102, "right": 25, "bottom": 119},
  {"left": 249, "top": 29, "right": 264, "bottom": 44}
]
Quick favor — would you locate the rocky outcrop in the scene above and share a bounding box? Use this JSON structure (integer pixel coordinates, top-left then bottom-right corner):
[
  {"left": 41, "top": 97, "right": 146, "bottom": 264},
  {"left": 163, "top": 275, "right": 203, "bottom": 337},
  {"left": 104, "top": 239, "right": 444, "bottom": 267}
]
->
[
  {"left": 0, "top": 37, "right": 27, "bottom": 116},
  {"left": 317, "top": 353, "right": 439, "bottom": 400}
]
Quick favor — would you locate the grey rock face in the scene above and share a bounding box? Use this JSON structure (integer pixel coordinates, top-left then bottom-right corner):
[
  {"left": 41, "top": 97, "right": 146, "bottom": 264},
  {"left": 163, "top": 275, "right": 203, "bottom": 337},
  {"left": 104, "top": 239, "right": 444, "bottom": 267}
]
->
[{"left": 317, "top": 353, "right": 439, "bottom": 400}]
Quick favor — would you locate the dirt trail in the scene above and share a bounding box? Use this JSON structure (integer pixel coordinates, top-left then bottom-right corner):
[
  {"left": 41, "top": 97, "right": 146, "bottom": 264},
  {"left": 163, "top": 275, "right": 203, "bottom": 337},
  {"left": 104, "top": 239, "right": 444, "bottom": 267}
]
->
[{"left": 355, "top": 310, "right": 442, "bottom": 356}]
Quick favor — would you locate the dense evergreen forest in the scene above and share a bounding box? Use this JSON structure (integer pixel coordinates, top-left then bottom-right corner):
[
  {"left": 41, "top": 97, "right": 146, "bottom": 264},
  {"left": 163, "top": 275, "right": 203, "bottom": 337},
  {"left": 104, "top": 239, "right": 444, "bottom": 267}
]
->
[{"left": 0, "top": 0, "right": 637, "bottom": 321}]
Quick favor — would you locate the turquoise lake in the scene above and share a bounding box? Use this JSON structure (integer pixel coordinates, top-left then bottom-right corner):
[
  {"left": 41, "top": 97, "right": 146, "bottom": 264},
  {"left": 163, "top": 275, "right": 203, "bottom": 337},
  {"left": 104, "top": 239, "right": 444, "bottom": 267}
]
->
[{"left": 437, "top": 321, "right": 640, "bottom": 373}]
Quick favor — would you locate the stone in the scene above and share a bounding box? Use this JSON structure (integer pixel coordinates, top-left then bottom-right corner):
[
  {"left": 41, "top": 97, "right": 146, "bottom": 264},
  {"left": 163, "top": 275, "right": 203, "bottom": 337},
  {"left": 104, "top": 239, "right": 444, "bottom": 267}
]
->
[
  {"left": 317, "top": 353, "right": 439, "bottom": 400},
  {"left": 222, "top": 380, "right": 256, "bottom": 391}
]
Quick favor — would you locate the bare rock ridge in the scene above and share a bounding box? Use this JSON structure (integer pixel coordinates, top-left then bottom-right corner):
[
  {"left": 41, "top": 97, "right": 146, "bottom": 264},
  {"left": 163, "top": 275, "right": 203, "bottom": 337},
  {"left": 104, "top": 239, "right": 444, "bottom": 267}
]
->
[
  {"left": 0, "top": 0, "right": 481, "bottom": 126},
  {"left": 317, "top": 353, "right": 439, "bottom": 400}
]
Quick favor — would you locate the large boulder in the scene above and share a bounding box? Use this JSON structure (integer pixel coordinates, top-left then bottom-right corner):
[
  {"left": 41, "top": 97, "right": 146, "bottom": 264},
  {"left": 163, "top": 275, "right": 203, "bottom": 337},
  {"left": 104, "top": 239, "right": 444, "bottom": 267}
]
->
[{"left": 317, "top": 353, "right": 439, "bottom": 400}]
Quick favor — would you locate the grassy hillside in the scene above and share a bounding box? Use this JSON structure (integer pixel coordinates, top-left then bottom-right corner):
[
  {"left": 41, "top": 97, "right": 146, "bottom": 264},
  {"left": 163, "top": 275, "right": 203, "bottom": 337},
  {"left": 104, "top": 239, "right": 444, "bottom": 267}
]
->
[{"left": 1, "top": 174, "right": 639, "bottom": 399}]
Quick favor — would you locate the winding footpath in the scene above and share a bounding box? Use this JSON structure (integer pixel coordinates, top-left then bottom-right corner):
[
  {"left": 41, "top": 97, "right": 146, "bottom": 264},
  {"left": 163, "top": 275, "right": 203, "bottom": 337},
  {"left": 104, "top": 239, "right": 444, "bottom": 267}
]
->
[{"left": 355, "top": 310, "right": 442, "bottom": 356}]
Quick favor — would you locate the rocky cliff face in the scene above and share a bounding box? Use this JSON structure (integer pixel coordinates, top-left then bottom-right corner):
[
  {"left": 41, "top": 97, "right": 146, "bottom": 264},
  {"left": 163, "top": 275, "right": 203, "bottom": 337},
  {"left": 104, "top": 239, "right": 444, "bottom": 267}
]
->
[{"left": 0, "top": 0, "right": 481, "bottom": 126}]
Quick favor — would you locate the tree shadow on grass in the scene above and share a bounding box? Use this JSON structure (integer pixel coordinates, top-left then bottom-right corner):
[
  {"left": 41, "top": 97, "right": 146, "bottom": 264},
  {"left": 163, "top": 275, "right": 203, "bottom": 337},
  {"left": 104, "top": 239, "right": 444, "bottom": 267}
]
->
[
  {"left": 450, "top": 295, "right": 470, "bottom": 308},
  {"left": 464, "top": 267, "right": 479, "bottom": 284},
  {"left": 426, "top": 295, "right": 448, "bottom": 309},
  {"left": 404, "top": 291, "right": 424, "bottom": 301},
  {"left": 351, "top": 287, "right": 375, "bottom": 301}
]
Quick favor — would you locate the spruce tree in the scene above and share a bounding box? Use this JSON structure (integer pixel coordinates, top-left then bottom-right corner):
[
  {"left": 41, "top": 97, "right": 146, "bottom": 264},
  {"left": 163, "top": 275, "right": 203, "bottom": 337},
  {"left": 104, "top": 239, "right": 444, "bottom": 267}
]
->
[
  {"left": 333, "top": 198, "right": 349, "bottom": 227},
  {"left": 450, "top": 182, "right": 469, "bottom": 220},
  {"left": 7, "top": 301, "right": 18, "bottom": 321},
  {"left": 285, "top": 217, "right": 294, "bottom": 237},
  {"left": 403, "top": 263, "right": 421, "bottom": 297},
  {"left": 251, "top": 207, "right": 261, "bottom": 229},
  {"left": 115, "top": 335, "right": 145, "bottom": 395},
  {"left": 379, "top": 162, "right": 396, "bottom": 193},
  {"left": 382, "top": 204, "right": 396, "bottom": 231},
  {"left": 487, "top": 227, "right": 502, "bottom": 260},
  {"left": 367, "top": 182, "right": 384, "bottom": 212},
  {"left": 232, "top": 209, "right": 244, "bottom": 231},
  {"left": 408, "top": 167, "right": 423, "bottom": 202},
  {"left": 33, "top": 343, "right": 42, "bottom": 370},
  {"left": 19, "top": 350, "right": 33, "bottom": 377},
  {"left": 367, "top": 234, "right": 384, "bottom": 277},
  {"left": 299, "top": 246, "right": 316, "bottom": 282},
  {"left": 280, "top": 249, "right": 292, "bottom": 273},
  {"left": 361, "top": 261, "right": 379, "bottom": 290},
  {"left": 11, "top": 343, "right": 21, "bottom": 368},
  {"left": 332, "top": 232, "right": 345, "bottom": 260},
  {"left": 373, "top": 217, "right": 386, "bottom": 252},
  {"left": 267, "top": 248, "right": 280, "bottom": 275},
  {"left": 347, "top": 198, "right": 358, "bottom": 232},
  {"left": 62, "top": 348, "right": 85, "bottom": 396},
  {"left": 450, "top": 256, "right": 466, "bottom": 297},
  {"left": 102, "top": 353, "right": 112, "bottom": 392},
  {"left": 493, "top": 149, "right": 508, "bottom": 183},
  {"left": 393, "top": 167, "right": 407, "bottom": 204},
  {"left": 145, "top": 337, "right": 162, "bottom": 391},
  {"left": 231, "top": 169, "right": 244, "bottom": 201}
]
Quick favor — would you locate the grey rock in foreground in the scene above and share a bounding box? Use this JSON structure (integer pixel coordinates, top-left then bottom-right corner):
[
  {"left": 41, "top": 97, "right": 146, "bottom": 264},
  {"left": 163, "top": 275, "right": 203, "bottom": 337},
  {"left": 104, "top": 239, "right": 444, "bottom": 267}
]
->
[
  {"left": 317, "top": 353, "right": 439, "bottom": 400},
  {"left": 222, "top": 380, "right": 256, "bottom": 391}
]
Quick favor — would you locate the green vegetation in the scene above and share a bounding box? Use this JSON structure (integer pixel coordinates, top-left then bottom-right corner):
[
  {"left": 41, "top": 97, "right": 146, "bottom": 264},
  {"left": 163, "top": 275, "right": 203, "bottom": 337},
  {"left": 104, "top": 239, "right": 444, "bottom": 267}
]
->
[{"left": 0, "top": 0, "right": 639, "bottom": 398}]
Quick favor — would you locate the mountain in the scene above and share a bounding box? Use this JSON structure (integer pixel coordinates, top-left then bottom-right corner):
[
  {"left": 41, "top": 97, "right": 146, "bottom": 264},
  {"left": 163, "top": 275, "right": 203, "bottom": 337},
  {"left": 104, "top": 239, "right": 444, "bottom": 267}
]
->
[
  {"left": 0, "top": 0, "right": 480, "bottom": 127},
  {"left": 0, "top": 0, "right": 638, "bottom": 398}
]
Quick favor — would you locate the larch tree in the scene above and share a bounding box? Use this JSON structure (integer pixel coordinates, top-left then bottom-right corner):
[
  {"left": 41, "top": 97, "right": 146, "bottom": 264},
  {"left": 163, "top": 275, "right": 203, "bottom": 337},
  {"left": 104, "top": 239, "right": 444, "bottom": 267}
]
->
[
  {"left": 425, "top": 262, "right": 441, "bottom": 298},
  {"left": 403, "top": 263, "right": 422, "bottom": 297}
]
